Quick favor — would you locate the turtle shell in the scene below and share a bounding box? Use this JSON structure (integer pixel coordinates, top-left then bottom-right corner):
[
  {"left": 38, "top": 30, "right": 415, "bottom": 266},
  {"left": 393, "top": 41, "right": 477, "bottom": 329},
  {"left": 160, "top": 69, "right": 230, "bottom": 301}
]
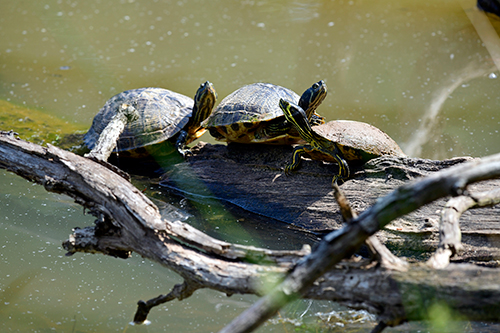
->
[
  {"left": 202, "top": 83, "right": 300, "bottom": 143},
  {"left": 84, "top": 87, "right": 193, "bottom": 153},
  {"left": 313, "top": 120, "right": 405, "bottom": 162}
]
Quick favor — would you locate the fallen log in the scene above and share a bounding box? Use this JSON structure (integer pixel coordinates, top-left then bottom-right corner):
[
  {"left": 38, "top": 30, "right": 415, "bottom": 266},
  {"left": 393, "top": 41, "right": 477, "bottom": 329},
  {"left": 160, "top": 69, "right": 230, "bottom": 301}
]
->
[
  {"left": 219, "top": 148, "right": 500, "bottom": 333},
  {"left": 162, "top": 142, "right": 500, "bottom": 263},
  {"left": 1, "top": 131, "right": 500, "bottom": 332}
]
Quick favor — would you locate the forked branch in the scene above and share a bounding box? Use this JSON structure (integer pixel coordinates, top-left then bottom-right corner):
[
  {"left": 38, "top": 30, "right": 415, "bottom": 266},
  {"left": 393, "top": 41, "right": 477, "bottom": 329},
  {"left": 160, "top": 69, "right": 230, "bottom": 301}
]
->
[
  {"left": 427, "top": 187, "right": 500, "bottom": 269},
  {"left": 219, "top": 153, "right": 500, "bottom": 333}
]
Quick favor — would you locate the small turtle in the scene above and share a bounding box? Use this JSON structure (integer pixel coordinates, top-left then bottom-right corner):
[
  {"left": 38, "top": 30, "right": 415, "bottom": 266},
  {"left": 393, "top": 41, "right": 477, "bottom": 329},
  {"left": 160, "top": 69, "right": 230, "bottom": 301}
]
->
[
  {"left": 84, "top": 81, "right": 217, "bottom": 158},
  {"left": 279, "top": 99, "right": 405, "bottom": 184},
  {"left": 202, "top": 80, "right": 327, "bottom": 144}
]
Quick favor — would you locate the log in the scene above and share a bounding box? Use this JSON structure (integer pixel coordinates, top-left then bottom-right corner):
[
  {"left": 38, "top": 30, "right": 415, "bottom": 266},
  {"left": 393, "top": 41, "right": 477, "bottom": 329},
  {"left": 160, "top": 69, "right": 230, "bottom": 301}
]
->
[
  {"left": 1, "top": 132, "right": 500, "bottom": 331},
  {"left": 219, "top": 149, "right": 500, "bottom": 333},
  {"left": 162, "top": 142, "right": 500, "bottom": 263}
]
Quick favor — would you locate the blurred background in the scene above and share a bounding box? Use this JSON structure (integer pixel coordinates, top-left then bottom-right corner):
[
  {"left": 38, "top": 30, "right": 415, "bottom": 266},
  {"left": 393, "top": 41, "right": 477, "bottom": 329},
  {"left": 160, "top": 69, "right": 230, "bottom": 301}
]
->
[{"left": 1, "top": 0, "right": 500, "bottom": 332}]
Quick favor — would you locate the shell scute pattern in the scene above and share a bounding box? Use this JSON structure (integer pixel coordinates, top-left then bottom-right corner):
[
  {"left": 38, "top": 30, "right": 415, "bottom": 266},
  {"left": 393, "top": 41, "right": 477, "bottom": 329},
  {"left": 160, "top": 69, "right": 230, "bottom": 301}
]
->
[
  {"left": 84, "top": 87, "right": 193, "bottom": 152},
  {"left": 203, "top": 83, "right": 299, "bottom": 128}
]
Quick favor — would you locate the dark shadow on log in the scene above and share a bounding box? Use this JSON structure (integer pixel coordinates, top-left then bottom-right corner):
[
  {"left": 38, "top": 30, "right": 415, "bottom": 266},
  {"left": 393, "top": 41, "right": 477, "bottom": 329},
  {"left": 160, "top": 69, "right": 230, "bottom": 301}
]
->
[{"left": 162, "top": 142, "right": 500, "bottom": 262}]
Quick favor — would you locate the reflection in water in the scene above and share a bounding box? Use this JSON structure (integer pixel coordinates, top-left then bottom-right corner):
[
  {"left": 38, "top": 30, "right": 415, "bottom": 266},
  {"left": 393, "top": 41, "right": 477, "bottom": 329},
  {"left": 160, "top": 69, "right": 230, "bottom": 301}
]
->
[
  {"left": 404, "top": 3, "right": 500, "bottom": 158},
  {"left": 403, "top": 61, "right": 494, "bottom": 157},
  {"left": 0, "top": 270, "right": 40, "bottom": 312},
  {"left": 467, "top": 0, "right": 500, "bottom": 70}
]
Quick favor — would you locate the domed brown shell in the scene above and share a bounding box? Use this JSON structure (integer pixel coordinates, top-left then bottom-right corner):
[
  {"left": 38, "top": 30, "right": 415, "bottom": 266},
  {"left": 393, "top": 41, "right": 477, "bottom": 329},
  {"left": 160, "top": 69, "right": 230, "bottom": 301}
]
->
[{"left": 313, "top": 120, "right": 405, "bottom": 162}]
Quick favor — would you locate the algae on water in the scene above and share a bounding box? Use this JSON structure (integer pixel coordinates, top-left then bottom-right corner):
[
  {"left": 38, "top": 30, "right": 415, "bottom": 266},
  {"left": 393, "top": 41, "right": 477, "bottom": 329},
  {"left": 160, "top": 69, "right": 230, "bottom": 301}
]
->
[{"left": 0, "top": 100, "right": 87, "bottom": 150}]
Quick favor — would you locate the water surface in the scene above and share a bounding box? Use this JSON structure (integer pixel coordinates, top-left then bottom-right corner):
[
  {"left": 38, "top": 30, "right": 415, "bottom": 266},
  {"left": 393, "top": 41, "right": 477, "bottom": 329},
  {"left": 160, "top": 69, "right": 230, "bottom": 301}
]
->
[{"left": 1, "top": 0, "right": 500, "bottom": 331}]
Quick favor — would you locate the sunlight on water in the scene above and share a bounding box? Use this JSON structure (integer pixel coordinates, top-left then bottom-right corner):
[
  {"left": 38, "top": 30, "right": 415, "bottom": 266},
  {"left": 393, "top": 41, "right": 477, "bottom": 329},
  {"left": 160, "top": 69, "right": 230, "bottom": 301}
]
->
[
  {"left": 1, "top": 0, "right": 499, "bottom": 159},
  {"left": 403, "top": 61, "right": 494, "bottom": 157}
]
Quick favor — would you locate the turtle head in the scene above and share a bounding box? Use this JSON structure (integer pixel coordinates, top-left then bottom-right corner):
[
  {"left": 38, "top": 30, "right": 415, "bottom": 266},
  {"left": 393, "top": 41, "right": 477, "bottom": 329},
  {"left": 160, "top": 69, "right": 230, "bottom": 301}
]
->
[
  {"left": 279, "top": 99, "right": 314, "bottom": 143},
  {"left": 298, "top": 80, "right": 327, "bottom": 119},
  {"left": 192, "top": 81, "right": 218, "bottom": 127}
]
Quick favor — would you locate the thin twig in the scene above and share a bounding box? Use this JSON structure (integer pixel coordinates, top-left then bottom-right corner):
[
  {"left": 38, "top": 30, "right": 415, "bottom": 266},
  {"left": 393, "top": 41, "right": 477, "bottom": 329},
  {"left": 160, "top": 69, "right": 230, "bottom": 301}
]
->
[
  {"left": 133, "top": 280, "right": 200, "bottom": 323},
  {"left": 332, "top": 183, "right": 407, "bottom": 270}
]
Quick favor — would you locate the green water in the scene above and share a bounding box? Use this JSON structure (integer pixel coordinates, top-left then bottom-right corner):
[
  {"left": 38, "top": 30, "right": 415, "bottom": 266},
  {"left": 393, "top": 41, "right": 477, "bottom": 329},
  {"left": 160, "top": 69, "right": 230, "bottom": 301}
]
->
[{"left": 1, "top": 0, "right": 500, "bottom": 331}]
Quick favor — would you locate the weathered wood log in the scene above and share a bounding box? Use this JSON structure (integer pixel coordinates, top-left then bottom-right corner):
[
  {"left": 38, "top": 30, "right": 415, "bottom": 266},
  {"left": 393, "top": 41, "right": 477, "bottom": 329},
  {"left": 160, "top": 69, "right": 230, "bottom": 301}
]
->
[
  {"left": 1, "top": 132, "right": 500, "bottom": 332},
  {"left": 162, "top": 142, "right": 500, "bottom": 263},
  {"left": 219, "top": 150, "right": 500, "bottom": 333}
]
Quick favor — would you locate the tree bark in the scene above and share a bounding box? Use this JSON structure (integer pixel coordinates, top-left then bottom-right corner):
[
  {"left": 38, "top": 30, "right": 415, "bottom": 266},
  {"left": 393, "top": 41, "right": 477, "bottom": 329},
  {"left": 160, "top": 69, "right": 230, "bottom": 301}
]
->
[
  {"left": 219, "top": 150, "right": 500, "bottom": 332},
  {"left": 162, "top": 142, "right": 500, "bottom": 263},
  {"left": 1, "top": 132, "right": 500, "bottom": 332}
]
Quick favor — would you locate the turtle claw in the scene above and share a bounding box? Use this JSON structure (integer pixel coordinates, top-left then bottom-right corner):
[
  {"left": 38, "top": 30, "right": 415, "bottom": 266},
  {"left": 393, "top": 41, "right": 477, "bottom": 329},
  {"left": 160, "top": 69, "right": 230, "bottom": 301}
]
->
[
  {"left": 331, "top": 174, "right": 347, "bottom": 187},
  {"left": 177, "top": 148, "right": 193, "bottom": 158}
]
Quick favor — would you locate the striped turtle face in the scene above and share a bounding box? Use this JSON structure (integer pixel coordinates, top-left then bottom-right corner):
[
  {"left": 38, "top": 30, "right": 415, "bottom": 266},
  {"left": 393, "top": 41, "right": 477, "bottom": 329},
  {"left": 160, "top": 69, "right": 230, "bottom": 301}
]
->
[
  {"left": 298, "top": 80, "right": 327, "bottom": 118},
  {"left": 280, "top": 98, "right": 350, "bottom": 185},
  {"left": 191, "top": 81, "right": 218, "bottom": 128},
  {"left": 279, "top": 99, "right": 314, "bottom": 143}
]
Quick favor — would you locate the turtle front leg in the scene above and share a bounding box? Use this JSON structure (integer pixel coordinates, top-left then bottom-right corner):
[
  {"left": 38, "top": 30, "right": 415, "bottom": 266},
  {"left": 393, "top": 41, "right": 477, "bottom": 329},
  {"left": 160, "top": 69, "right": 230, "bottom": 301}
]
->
[
  {"left": 330, "top": 147, "right": 350, "bottom": 185},
  {"left": 285, "top": 145, "right": 309, "bottom": 176},
  {"left": 175, "top": 130, "right": 191, "bottom": 157}
]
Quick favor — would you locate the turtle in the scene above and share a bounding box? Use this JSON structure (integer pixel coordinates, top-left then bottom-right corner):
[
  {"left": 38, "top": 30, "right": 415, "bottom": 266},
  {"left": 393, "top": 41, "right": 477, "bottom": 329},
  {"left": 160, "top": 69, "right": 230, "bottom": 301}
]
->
[
  {"left": 83, "top": 81, "right": 217, "bottom": 158},
  {"left": 278, "top": 98, "right": 406, "bottom": 184},
  {"left": 201, "top": 80, "right": 327, "bottom": 144}
]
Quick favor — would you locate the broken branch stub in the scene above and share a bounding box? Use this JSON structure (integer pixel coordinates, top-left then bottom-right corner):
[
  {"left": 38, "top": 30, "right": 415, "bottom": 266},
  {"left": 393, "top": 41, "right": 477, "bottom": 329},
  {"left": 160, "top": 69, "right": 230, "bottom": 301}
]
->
[{"left": 427, "top": 187, "right": 500, "bottom": 269}]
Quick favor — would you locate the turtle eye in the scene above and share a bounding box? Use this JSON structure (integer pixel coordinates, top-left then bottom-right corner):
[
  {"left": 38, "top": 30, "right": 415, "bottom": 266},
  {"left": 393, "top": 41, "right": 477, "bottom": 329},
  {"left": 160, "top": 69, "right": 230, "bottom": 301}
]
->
[{"left": 313, "top": 83, "right": 319, "bottom": 89}]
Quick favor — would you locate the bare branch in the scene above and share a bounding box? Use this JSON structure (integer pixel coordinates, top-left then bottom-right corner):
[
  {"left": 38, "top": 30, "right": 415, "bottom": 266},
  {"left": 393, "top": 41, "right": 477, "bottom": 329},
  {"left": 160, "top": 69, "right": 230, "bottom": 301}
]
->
[
  {"left": 332, "top": 183, "right": 407, "bottom": 270},
  {"left": 133, "top": 280, "right": 201, "bottom": 324},
  {"left": 428, "top": 187, "right": 500, "bottom": 268},
  {"left": 220, "top": 153, "right": 500, "bottom": 333}
]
